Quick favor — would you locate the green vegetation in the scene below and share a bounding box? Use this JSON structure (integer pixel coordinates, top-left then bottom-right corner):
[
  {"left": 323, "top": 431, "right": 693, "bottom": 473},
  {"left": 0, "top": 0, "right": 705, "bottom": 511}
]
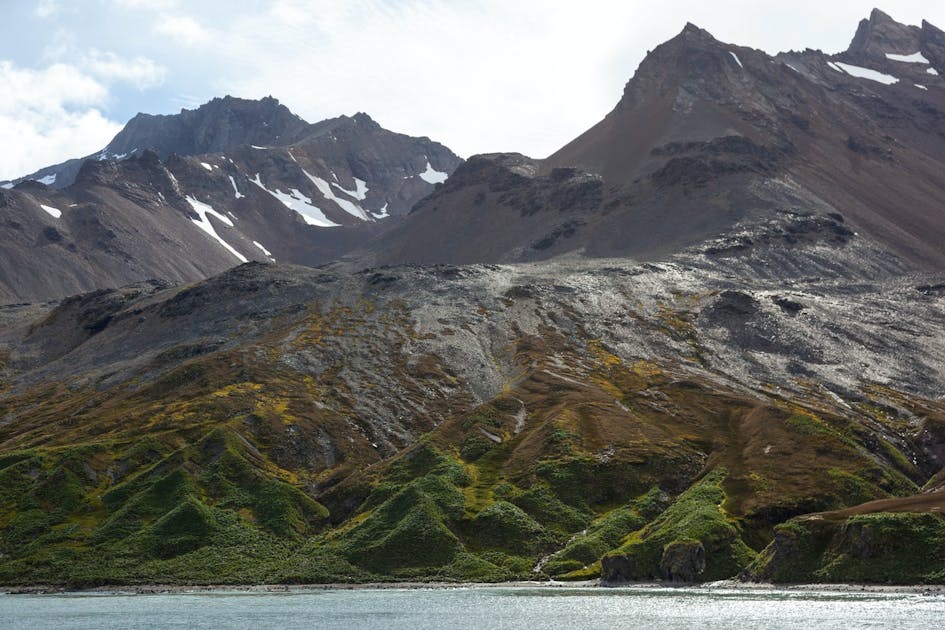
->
[
  {"left": 753, "top": 512, "right": 945, "bottom": 584},
  {"left": 1, "top": 326, "right": 942, "bottom": 587},
  {"left": 543, "top": 487, "right": 669, "bottom": 578},
  {"left": 602, "top": 470, "right": 756, "bottom": 582}
]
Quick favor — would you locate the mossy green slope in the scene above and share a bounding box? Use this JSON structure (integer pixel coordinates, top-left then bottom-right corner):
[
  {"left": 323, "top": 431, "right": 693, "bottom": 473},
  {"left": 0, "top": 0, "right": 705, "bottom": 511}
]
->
[
  {"left": 750, "top": 493, "right": 945, "bottom": 584},
  {"left": 601, "top": 469, "right": 756, "bottom": 582},
  {"left": 1, "top": 278, "right": 944, "bottom": 586}
]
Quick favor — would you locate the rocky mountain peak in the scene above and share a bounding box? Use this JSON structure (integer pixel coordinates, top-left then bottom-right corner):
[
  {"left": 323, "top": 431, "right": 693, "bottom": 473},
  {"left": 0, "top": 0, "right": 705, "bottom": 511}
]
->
[
  {"left": 350, "top": 112, "right": 380, "bottom": 129},
  {"left": 838, "top": 10, "right": 945, "bottom": 84},
  {"left": 617, "top": 22, "right": 743, "bottom": 110},
  {"left": 106, "top": 95, "right": 312, "bottom": 160},
  {"left": 847, "top": 8, "right": 922, "bottom": 57},
  {"left": 677, "top": 22, "right": 720, "bottom": 44}
]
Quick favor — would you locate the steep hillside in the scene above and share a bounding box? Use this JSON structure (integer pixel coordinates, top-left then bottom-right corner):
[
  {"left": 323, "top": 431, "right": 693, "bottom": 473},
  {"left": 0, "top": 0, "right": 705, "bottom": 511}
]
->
[{"left": 0, "top": 256, "right": 943, "bottom": 585}]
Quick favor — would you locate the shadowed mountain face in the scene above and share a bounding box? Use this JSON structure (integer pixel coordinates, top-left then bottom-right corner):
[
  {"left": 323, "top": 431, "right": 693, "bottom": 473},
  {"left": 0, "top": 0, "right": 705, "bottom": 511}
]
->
[
  {"left": 0, "top": 97, "right": 460, "bottom": 303},
  {"left": 2, "top": 11, "right": 945, "bottom": 588}
]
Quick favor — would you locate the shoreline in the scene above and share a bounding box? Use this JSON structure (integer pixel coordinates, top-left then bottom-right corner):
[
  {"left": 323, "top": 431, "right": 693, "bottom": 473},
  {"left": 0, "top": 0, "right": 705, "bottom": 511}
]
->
[{"left": 4, "top": 579, "right": 945, "bottom": 596}]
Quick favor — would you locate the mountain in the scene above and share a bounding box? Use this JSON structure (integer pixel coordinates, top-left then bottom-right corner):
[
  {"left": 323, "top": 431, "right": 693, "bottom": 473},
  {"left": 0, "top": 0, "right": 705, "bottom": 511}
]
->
[
  {"left": 3, "top": 96, "right": 458, "bottom": 196},
  {"left": 362, "top": 10, "right": 945, "bottom": 274},
  {"left": 2, "top": 10, "right": 945, "bottom": 588},
  {"left": 1, "top": 258, "right": 943, "bottom": 586},
  {"left": 0, "top": 97, "right": 460, "bottom": 303}
]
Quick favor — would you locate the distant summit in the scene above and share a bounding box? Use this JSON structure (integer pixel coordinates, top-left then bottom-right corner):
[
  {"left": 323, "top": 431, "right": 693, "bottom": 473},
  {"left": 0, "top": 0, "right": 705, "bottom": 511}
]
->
[
  {"left": 6, "top": 96, "right": 455, "bottom": 191},
  {"left": 0, "top": 96, "right": 461, "bottom": 302},
  {"left": 367, "top": 9, "right": 945, "bottom": 273},
  {"left": 105, "top": 95, "right": 311, "bottom": 161}
]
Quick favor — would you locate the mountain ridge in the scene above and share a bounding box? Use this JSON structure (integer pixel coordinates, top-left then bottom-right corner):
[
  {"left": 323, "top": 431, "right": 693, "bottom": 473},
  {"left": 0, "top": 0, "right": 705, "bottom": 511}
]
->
[
  {"left": 0, "top": 97, "right": 461, "bottom": 303},
  {"left": 2, "top": 9, "right": 945, "bottom": 588},
  {"left": 355, "top": 11, "right": 945, "bottom": 273}
]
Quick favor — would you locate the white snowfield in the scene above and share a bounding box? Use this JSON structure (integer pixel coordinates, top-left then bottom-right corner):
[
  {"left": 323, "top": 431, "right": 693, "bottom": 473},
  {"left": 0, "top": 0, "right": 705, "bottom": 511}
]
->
[
  {"left": 96, "top": 149, "right": 132, "bottom": 161},
  {"left": 830, "top": 61, "right": 899, "bottom": 85},
  {"left": 200, "top": 162, "right": 213, "bottom": 171},
  {"left": 885, "top": 51, "right": 930, "bottom": 64},
  {"left": 250, "top": 173, "right": 339, "bottom": 227},
  {"left": 303, "top": 169, "right": 370, "bottom": 221},
  {"left": 729, "top": 51, "right": 743, "bottom": 68},
  {"left": 40, "top": 204, "right": 62, "bottom": 219},
  {"left": 332, "top": 176, "right": 369, "bottom": 201},
  {"left": 228, "top": 176, "right": 245, "bottom": 199},
  {"left": 185, "top": 195, "right": 248, "bottom": 263},
  {"left": 38, "top": 173, "right": 57, "bottom": 185},
  {"left": 252, "top": 240, "right": 274, "bottom": 259},
  {"left": 916, "top": 84, "right": 929, "bottom": 90},
  {"left": 929, "top": 67, "right": 940, "bottom": 76},
  {"left": 373, "top": 202, "right": 390, "bottom": 219},
  {"left": 0, "top": 182, "right": 11, "bottom": 189},
  {"left": 418, "top": 160, "right": 448, "bottom": 184}
]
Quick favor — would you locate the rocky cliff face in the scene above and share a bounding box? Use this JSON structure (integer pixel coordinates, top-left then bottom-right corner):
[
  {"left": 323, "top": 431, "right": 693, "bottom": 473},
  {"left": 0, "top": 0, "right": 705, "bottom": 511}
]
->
[{"left": 105, "top": 96, "right": 313, "bottom": 161}]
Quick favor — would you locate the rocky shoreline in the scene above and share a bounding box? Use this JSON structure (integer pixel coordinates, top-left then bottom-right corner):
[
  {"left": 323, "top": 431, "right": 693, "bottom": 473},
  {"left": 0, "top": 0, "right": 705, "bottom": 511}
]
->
[{"left": 4, "top": 579, "right": 945, "bottom": 596}]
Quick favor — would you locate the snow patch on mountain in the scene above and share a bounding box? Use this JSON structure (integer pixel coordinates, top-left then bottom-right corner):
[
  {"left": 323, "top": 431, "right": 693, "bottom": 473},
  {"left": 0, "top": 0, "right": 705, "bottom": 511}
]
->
[
  {"left": 250, "top": 173, "right": 339, "bottom": 227},
  {"left": 252, "top": 240, "right": 274, "bottom": 259},
  {"left": 373, "top": 202, "right": 390, "bottom": 219},
  {"left": 96, "top": 148, "right": 133, "bottom": 161},
  {"left": 418, "top": 160, "right": 449, "bottom": 184},
  {"left": 885, "top": 51, "right": 930, "bottom": 64},
  {"left": 185, "top": 195, "right": 248, "bottom": 263},
  {"left": 303, "top": 169, "right": 370, "bottom": 221},
  {"left": 200, "top": 162, "right": 213, "bottom": 171},
  {"left": 38, "top": 174, "right": 57, "bottom": 185},
  {"left": 729, "top": 51, "right": 743, "bottom": 68},
  {"left": 332, "top": 176, "right": 369, "bottom": 201},
  {"left": 929, "top": 67, "right": 940, "bottom": 76},
  {"left": 832, "top": 62, "right": 899, "bottom": 85},
  {"left": 228, "top": 176, "right": 245, "bottom": 199},
  {"left": 40, "top": 204, "right": 62, "bottom": 219}
]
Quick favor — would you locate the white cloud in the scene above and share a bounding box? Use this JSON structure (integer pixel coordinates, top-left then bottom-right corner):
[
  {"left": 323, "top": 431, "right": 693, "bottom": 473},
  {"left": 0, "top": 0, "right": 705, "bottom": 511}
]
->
[
  {"left": 0, "top": 61, "right": 122, "bottom": 180},
  {"left": 153, "top": 13, "right": 209, "bottom": 46},
  {"left": 41, "top": 29, "right": 77, "bottom": 61},
  {"left": 81, "top": 50, "right": 166, "bottom": 89},
  {"left": 34, "top": 0, "right": 58, "bottom": 18},
  {"left": 0, "top": 61, "right": 109, "bottom": 113}
]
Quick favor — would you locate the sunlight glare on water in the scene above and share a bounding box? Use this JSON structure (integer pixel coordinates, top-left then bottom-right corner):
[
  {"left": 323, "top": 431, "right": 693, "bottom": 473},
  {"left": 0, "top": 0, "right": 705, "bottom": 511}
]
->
[{"left": 1, "top": 586, "right": 944, "bottom": 630}]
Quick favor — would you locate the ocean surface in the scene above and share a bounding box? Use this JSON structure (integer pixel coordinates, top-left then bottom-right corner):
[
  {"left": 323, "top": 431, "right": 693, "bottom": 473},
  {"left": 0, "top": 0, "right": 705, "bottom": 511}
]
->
[{"left": 1, "top": 585, "right": 944, "bottom": 629}]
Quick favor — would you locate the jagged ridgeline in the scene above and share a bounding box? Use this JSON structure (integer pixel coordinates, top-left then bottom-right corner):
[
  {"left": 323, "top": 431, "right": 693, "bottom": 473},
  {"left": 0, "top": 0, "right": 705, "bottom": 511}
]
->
[
  {"left": 3, "top": 8, "right": 945, "bottom": 587},
  {"left": 0, "top": 96, "right": 460, "bottom": 304}
]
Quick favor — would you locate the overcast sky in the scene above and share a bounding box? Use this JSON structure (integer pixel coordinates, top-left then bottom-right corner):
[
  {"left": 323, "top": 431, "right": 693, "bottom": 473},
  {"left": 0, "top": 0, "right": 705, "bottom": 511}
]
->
[{"left": 2, "top": 1, "right": 944, "bottom": 180}]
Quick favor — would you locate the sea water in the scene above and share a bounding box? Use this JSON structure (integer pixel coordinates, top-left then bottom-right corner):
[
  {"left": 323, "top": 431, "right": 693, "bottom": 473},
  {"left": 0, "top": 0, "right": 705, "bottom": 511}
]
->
[{"left": 1, "top": 586, "right": 943, "bottom": 629}]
